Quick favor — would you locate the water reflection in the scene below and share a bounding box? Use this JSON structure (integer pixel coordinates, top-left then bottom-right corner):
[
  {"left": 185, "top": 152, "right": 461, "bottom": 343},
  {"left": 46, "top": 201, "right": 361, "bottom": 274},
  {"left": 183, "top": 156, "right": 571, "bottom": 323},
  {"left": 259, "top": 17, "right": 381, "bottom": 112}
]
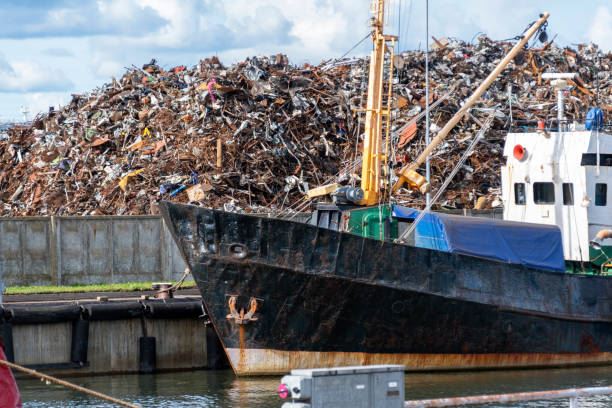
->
[
  {"left": 404, "top": 366, "right": 612, "bottom": 408},
  {"left": 17, "top": 366, "right": 612, "bottom": 407}
]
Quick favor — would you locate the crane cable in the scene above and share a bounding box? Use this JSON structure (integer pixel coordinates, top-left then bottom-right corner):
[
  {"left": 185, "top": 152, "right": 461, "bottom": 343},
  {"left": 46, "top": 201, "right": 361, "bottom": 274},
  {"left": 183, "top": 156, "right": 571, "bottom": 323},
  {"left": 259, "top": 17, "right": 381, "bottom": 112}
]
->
[{"left": 395, "top": 112, "right": 496, "bottom": 243}]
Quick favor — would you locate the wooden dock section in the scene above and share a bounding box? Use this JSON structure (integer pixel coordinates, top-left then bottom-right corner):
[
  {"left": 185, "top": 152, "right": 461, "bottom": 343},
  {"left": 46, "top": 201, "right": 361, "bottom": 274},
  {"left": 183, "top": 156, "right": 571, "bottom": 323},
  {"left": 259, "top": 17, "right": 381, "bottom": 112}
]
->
[{"left": 0, "top": 290, "right": 227, "bottom": 376}]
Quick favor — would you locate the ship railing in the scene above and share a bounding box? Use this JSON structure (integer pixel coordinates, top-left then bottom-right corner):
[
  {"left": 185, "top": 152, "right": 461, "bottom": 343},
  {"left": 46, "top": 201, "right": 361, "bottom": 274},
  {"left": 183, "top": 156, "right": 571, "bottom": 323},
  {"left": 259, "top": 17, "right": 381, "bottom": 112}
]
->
[
  {"left": 404, "top": 385, "right": 612, "bottom": 407},
  {"left": 508, "top": 119, "right": 612, "bottom": 133}
]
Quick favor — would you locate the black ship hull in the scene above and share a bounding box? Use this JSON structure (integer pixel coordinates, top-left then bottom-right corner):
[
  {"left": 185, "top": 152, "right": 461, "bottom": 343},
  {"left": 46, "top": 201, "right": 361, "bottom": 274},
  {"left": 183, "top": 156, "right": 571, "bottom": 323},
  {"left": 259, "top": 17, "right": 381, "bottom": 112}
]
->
[{"left": 161, "top": 202, "right": 612, "bottom": 375}]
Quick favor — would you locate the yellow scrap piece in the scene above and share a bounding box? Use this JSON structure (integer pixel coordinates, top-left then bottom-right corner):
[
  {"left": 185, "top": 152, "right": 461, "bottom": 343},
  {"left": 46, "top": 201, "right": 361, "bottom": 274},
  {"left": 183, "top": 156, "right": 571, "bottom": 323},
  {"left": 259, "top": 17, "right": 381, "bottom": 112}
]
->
[
  {"left": 306, "top": 183, "right": 340, "bottom": 199},
  {"left": 126, "top": 139, "right": 146, "bottom": 151},
  {"left": 186, "top": 184, "right": 206, "bottom": 202},
  {"left": 119, "top": 169, "right": 145, "bottom": 192},
  {"left": 392, "top": 168, "right": 430, "bottom": 194}
]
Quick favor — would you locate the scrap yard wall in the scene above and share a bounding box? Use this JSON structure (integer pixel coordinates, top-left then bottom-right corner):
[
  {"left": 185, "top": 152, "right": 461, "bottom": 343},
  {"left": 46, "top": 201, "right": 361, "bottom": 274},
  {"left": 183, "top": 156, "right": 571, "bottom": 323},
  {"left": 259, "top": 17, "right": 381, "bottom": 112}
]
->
[{"left": 0, "top": 216, "right": 187, "bottom": 286}]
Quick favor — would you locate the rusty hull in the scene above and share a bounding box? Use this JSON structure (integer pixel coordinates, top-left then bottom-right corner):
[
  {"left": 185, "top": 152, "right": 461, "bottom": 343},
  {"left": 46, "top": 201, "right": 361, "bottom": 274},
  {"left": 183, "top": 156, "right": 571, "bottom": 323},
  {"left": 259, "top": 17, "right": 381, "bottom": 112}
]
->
[
  {"left": 224, "top": 348, "right": 612, "bottom": 376},
  {"left": 160, "top": 202, "right": 612, "bottom": 376}
]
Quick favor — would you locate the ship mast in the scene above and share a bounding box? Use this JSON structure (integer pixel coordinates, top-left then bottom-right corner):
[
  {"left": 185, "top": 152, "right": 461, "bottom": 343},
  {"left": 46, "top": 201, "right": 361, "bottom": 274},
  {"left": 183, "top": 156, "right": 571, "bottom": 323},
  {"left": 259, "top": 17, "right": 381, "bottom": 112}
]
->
[
  {"left": 359, "top": 0, "right": 396, "bottom": 205},
  {"left": 307, "top": 8, "right": 550, "bottom": 206}
]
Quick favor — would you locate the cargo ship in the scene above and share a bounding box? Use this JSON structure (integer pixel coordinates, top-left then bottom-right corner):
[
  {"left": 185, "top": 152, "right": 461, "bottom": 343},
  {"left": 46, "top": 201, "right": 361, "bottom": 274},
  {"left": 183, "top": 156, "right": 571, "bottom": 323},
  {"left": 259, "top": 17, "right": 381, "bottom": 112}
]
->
[{"left": 161, "top": 2, "right": 611, "bottom": 375}]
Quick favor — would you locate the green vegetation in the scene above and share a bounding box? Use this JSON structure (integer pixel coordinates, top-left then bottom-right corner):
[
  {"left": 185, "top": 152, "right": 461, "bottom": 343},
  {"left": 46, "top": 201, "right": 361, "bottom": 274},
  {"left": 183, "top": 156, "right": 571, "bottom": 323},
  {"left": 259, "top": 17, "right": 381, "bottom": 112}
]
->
[{"left": 4, "top": 281, "right": 197, "bottom": 295}]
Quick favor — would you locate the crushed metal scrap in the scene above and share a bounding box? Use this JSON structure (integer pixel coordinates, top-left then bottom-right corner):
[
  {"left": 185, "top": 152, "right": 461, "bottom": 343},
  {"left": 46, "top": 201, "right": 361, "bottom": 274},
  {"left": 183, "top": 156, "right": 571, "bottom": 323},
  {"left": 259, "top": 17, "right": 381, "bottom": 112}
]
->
[{"left": 1, "top": 38, "right": 610, "bottom": 215}]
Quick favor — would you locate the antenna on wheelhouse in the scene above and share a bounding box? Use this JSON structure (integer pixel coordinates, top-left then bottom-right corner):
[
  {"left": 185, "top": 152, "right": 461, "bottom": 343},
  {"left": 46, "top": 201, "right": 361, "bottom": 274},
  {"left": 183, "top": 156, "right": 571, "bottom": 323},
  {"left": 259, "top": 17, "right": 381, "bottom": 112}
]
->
[{"left": 424, "top": 0, "right": 431, "bottom": 207}]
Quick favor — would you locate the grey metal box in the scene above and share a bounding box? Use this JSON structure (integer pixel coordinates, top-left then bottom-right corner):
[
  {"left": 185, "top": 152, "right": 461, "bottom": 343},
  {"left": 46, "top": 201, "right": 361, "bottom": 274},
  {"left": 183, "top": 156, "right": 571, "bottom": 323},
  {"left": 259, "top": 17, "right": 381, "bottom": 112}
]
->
[{"left": 280, "top": 364, "right": 404, "bottom": 408}]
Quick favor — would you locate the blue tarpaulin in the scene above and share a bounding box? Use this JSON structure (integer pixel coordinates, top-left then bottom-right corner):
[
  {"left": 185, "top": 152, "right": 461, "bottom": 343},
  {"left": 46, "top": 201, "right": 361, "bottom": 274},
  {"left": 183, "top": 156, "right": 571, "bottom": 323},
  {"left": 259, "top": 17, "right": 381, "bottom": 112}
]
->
[{"left": 392, "top": 206, "right": 566, "bottom": 272}]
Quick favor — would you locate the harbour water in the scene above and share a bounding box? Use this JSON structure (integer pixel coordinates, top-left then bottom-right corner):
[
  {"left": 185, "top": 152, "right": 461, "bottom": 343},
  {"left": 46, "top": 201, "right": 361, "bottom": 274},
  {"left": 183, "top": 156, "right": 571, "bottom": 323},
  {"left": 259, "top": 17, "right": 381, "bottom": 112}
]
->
[{"left": 17, "top": 366, "right": 612, "bottom": 407}]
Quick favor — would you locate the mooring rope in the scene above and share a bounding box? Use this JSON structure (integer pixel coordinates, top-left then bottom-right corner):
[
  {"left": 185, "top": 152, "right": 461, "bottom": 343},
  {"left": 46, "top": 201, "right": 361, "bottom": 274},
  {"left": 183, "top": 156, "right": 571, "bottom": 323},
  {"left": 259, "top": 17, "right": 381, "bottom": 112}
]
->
[
  {"left": 0, "top": 359, "right": 139, "bottom": 408},
  {"left": 156, "top": 267, "right": 192, "bottom": 296}
]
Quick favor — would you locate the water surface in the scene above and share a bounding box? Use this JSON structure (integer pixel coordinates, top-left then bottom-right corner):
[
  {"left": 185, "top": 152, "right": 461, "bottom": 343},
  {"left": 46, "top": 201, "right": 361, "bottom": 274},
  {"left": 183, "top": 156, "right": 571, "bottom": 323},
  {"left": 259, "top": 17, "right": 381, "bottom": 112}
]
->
[{"left": 17, "top": 366, "right": 612, "bottom": 407}]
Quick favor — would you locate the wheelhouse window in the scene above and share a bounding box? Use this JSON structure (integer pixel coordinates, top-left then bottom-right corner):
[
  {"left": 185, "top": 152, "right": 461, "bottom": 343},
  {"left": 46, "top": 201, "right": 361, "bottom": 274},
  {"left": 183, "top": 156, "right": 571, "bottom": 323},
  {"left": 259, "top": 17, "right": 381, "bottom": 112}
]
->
[
  {"left": 581, "top": 153, "right": 612, "bottom": 166},
  {"left": 514, "top": 183, "right": 526, "bottom": 205},
  {"left": 562, "top": 183, "right": 574, "bottom": 205},
  {"left": 595, "top": 183, "right": 607, "bottom": 206},
  {"left": 533, "top": 182, "right": 555, "bottom": 204}
]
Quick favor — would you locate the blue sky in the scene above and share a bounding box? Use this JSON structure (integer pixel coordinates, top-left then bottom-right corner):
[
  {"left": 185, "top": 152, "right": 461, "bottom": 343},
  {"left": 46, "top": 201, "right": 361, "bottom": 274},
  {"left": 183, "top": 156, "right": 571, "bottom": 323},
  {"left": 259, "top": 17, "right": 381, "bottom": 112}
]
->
[{"left": 0, "top": 0, "right": 610, "bottom": 121}]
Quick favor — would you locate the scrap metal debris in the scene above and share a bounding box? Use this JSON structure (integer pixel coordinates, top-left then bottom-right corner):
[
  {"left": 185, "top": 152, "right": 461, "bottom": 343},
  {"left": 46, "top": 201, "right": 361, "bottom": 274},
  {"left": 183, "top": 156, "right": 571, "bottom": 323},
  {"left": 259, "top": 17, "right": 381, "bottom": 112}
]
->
[{"left": 1, "top": 38, "right": 610, "bottom": 215}]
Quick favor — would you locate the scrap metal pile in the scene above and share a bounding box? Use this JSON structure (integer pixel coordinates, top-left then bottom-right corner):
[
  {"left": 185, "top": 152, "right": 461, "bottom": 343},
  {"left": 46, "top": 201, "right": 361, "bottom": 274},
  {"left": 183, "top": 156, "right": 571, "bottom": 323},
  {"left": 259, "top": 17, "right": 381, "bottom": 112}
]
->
[
  {"left": 392, "top": 37, "right": 610, "bottom": 208},
  {"left": 1, "top": 37, "right": 610, "bottom": 215}
]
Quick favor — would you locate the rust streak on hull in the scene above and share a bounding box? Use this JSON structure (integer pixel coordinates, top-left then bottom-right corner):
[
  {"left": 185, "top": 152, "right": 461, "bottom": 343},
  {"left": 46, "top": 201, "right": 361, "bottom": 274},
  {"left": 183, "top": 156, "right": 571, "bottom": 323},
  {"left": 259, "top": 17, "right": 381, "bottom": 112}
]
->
[
  {"left": 225, "top": 348, "right": 612, "bottom": 376},
  {"left": 237, "top": 325, "right": 246, "bottom": 374}
]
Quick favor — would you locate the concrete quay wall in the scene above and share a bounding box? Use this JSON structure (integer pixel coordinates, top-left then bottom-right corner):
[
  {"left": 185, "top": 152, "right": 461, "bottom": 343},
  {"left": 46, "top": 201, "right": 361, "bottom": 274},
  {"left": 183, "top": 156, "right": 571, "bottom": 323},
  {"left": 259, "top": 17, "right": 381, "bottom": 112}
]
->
[{"left": 0, "top": 216, "right": 187, "bottom": 286}]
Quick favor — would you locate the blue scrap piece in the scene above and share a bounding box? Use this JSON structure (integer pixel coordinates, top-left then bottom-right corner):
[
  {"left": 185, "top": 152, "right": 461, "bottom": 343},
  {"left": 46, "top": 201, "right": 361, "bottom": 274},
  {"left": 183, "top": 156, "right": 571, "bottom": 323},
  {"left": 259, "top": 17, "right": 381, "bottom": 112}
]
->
[
  {"left": 56, "top": 159, "right": 71, "bottom": 172},
  {"left": 392, "top": 206, "right": 566, "bottom": 272},
  {"left": 169, "top": 185, "right": 187, "bottom": 197},
  {"left": 190, "top": 171, "right": 198, "bottom": 185},
  {"left": 585, "top": 107, "right": 604, "bottom": 131},
  {"left": 160, "top": 183, "right": 177, "bottom": 194}
]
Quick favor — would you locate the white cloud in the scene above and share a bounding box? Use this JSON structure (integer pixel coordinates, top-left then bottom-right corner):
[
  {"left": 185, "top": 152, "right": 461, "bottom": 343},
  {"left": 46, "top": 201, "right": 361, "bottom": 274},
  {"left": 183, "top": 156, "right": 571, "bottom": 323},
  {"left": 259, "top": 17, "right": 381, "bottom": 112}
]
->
[
  {"left": 90, "top": 50, "right": 125, "bottom": 78},
  {"left": 41, "top": 48, "right": 75, "bottom": 58},
  {"left": 86, "top": 0, "right": 365, "bottom": 79},
  {"left": 0, "top": 0, "right": 166, "bottom": 39},
  {"left": 1, "top": 0, "right": 610, "bottom": 121},
  {"left": 24, "top": 92, "right": 69, "bottom": 118},
  {"left": 123, "top": 0, "right": 294, "bottom": 51},
  {"left": 588, "top": 6, "right": 612, "bottom": 51},
  {"left": 222, "top": 0, "right": 367, "bottom": 60},
  {"left": 0, "top": 54, "right": 73, "bottom": 92},
  {"left": 85, "top": 0, "right": 298, "bottom": 80}
]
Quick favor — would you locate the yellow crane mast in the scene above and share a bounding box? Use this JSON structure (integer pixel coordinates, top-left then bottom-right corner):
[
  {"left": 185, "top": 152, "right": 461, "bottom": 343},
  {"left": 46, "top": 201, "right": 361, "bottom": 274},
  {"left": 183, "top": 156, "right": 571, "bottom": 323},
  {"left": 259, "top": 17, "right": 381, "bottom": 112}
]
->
[
  {"left": 359, "top": 0, "right": 396, "bottom": 205},
  {"left": 307, "top": 2, "right": 549, "bottom": 209},
  {"left": 305, "top": 0, "right": 397, "bottom": 205}
]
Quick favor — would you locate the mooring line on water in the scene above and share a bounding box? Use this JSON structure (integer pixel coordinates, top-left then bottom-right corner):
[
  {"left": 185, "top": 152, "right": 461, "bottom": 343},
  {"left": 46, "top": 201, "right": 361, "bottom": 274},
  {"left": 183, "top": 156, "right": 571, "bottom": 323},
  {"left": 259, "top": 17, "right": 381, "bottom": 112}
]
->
[{"left": 0, "top": 359, "right": 139, "bottom": 408}]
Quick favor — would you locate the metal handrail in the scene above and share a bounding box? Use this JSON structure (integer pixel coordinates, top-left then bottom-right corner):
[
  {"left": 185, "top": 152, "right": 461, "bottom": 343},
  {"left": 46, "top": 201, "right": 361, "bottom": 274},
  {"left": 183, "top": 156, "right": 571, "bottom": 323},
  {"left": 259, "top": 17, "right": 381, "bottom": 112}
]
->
[
  {"left": 508, "top": 124, "right": 612, "bottom": 133},
  {"left": 404, "top": 385, "right": 612, "bottom": 407}
]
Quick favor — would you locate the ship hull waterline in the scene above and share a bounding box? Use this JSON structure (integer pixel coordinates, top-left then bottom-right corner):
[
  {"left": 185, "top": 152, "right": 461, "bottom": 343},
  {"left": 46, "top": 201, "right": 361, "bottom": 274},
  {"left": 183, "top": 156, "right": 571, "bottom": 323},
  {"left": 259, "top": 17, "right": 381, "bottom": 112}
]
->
[{"left": 160, "top": 202, "right": 612, "bottom": 376}]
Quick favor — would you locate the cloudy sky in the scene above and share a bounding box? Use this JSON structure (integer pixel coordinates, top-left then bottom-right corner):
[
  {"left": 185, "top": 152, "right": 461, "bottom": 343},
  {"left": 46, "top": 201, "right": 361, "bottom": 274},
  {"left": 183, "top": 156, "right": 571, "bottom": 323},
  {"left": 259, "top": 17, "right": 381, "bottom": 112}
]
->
[{"left": 0, "top": 0, "right": 610, "bottom": 121}]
